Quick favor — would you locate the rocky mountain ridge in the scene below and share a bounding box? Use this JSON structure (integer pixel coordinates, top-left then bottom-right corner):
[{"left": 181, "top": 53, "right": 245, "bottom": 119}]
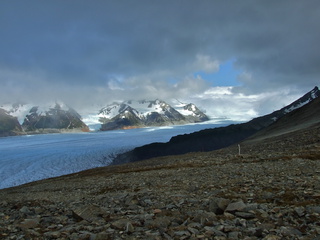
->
[
  {"left": 99, "top": 99, "right": 209, "bottom": 131},
  {"left": 0, "top": 108, "right": 23, "bottom": 137},
  {"left": 0, "top": 102, "right": 89, "bottom": 137},
  {"left": 113, "top": 86, "right": 320, "bottom": 164},
  {"left": 0, "top": 99, "right": 209, "bottom": 136}
]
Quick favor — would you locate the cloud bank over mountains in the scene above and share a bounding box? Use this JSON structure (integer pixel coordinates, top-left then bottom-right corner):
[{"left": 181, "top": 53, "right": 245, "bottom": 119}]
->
[{"left": 0, "top": 1, "right": 319, "bottom": 120}]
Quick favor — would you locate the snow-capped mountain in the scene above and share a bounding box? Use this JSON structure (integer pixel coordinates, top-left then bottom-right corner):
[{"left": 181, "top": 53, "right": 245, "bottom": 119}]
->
[
  {"left": 270, "top": 86, "right": 320, "bottom": 121},
  {"left": 282, "top": 86, "right": 320, "bottom": 114},
  {"left": 0, "top": 102, "right": 89, "bottom": 135},
  {"left": 99, "top": 99, "right": 209, "bottom": 130}
]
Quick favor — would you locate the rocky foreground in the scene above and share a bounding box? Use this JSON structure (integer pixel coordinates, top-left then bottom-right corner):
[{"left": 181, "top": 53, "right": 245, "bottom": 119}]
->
[{"left": 0, "top": 124, "right": 320, "bottom": 239}]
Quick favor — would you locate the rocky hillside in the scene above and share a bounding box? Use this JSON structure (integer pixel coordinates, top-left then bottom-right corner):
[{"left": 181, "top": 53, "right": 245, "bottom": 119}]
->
[
  {"left": 99, "top": 100, "right": 209, "bottom": 131},
  {"left": 0, "top": 93, "right": 319, "bottom": 239},
  {"left": 113, "top": 87, "right": 320, "bottom": 164},
  {"left": 0, "top": 108, "right": 22, "bottom": 137}
]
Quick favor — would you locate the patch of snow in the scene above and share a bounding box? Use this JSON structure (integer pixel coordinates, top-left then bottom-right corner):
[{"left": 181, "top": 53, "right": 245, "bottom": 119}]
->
[
  {"left": 1, "top": 103, "right": 33, "bottom": 124},
  {"left": 284, "top": 101, "right": 308, "bottom": 113},
  {"left": 271, "top": 117, "right": 278, "bottom": 121},
  {"left": 311, "top": 88, "right": 318, "bottom": 99},
  {"left": 99, "top": 103, "right": 122, "bottom": 119}
]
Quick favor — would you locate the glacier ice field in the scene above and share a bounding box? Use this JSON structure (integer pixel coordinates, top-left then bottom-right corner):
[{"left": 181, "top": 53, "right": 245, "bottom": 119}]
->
[{"left": 0, "top": 121, "right": 232, "bottom": 189}]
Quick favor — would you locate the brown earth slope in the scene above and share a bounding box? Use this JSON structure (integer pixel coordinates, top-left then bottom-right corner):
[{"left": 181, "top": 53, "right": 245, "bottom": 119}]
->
[{"left": 0, "top": 100, "right": 320, "bottom": 239}]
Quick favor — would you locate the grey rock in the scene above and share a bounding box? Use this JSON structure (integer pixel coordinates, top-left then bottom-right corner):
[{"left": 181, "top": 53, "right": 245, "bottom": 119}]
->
[
  {"left": 294, "top": 206, "right": 305, "bottom": 217},
  {"left": 19, "top": 218, "right": 40, "bottom": 229},
  {"left": 209, "top": 197, "right": 230, "bottom": 214},
  {"left": 234, "top": 211, "right": 256, "bottom": 219},
  {"left": 72, "top": 205, "right": 107, "bottom": 222},
  {"left": 280, "top": 226, "right": 302, "bottom": 237},
  {"left": 94, "top": 233, "right": 110, "bottom": 240},
  {"left": 187, "top": 222, "right": 202, "bottom": 229},
  {"left": 204, "top": 226, "right": 227, "bottom": 237},
  {"left": 111, "top": 218, "right": 131, "bottom": 230},
  {"left": 243, "top": 203, "right": 258, "bottom": 211},
  {"left": 263, "top": 234, "right": 281, "bottom": 240},
  {"left": 225, "top": 200, "right": 247, "bottom": 212},
  {"left": 307, "top": 206, "right": 320, "bottom": 214},
  {"left": 188, "top": 226, "right": 199, "bottom": 235},
  {"left": 19, "top": 206, "right": 32, "bottom": 215},
  {"left": 228, "top": 231, "right": 241, "bottom": 239},
  {"left": 126, "top": 222, "right": 135, "bottom": 233},
  {"left": 174, "top": 230, "right": 190, "bottom": 237}
]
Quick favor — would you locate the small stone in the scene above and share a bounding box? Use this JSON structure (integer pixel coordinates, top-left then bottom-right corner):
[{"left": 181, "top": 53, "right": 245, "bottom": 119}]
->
[
  {"left": 224, "top": 212, "right": 236, "bottom": 219},
  {"left": 209, "top": 198, "right": 230, "bottom": 214},
  {"left": 146, "top": 216, "right": 171, "bottom": 228},
  {"left": 228, "top": 231, "right": 240, "bottom": 239},
  {"left": 188, "top": 226, "right": 200, "bottom": 235},
  {"left": 234, "top": 211, "right": 255, "bottom": 219},
  {"left": 307, "top": 206, "right": 320, "bottom": 214},
  {"left": 188, "top": 222, "right": 202, "bottom": 229},
  {"left": 174, "top": 230, "right": 190, "bottom": 237},
  {"left": 94, "top": 233, "right": 110, "bottom": 240},
  {"left": 235, "top": 218, "right": 247, "bottom": 227},
  {"left": 213, "top": 237, "right": 227, "bottom": 240},
  {"left": 294, "top": 206, "right": 305, "bottom": 217},
  {"left": 112, "top": 219, "right": 131, "bottom": 230},
  {"left": 0, "top": 200, "right": 8, "bottom": 206},
  {"left": 19, "top": 218, "right": 40, "bottom": 229},
  {"left": 72, "top": 205, "right": 107, "bottom": 222},
  {"left": 280, "top": 226, "right": 302, "bottom": 237},
  {"left": 253, "top": 228, "right": 263, "bottom": 237},
  {"left": 204, "top": 226, "right": 226, "bottom": 237},
  {"left": 153, "top": 209, "right": 162, "bottom": 214},
  {"left": 225, "top": 200, "right": 246, "bottom": 212},
  {"left": 243, "top": 203, "right": 258, "bottom": 211},
  {"left": 44, "top": 231, "right": 61, "bottom": 238},
  {"left": 126, "top": 222, "right": 134, "bottom": 233},
  {"left": 263, "top": 234, "right": 281, "bottom": 240},
  {"left": 19, "top": 206, "right": 32, "bottom": 215}
]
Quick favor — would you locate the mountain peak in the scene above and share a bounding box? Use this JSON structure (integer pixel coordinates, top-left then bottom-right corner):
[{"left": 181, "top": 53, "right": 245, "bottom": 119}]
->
[
  {"left": 281, "top": 86, "right": 319, "bottom": 114},
  {"left": 0, "top": 102, "right": 89, "bottom": 136},
  {"left": 99, "top": 99, "right": 209, "bottom": 130}
]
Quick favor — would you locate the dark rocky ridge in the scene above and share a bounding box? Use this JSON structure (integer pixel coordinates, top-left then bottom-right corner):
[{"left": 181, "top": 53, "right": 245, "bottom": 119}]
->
[{"left": 113, "top": 87, "right": 320, "bottom": 165}]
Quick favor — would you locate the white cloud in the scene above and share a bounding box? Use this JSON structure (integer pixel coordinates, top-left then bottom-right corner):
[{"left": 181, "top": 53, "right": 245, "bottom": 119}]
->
[
  {"left": 181, "top": 86, "right": 303, "bottom": 122},
  {"left": 193, "top": 54, "right": 220, "bottom": 73},
  {"left": 107, "top": 79, "right": 124, "bottom": 90},
  {"left": 1, "top": 1, "right": 319, "bottom": 119}
]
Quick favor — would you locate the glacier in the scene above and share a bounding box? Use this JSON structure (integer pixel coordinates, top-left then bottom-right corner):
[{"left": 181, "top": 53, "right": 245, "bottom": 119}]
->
[{"left": 0, "top": 121, "right": 232, "bottom": 189}]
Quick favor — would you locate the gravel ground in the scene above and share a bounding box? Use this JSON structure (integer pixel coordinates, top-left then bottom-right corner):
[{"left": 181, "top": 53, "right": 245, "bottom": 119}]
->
[{"left": 0, "top": 124, "right": 320, "bottom": 239}]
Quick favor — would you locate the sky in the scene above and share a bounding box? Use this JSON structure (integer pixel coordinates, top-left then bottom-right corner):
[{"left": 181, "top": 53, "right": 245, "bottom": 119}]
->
[{"left": 1, "top": 1, "right": 319, "bottom": 121}]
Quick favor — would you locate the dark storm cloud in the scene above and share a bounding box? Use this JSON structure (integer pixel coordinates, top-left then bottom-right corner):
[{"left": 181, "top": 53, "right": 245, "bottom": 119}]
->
[{"left": 0, "top": 0, "right": 319, "bottom": 108}]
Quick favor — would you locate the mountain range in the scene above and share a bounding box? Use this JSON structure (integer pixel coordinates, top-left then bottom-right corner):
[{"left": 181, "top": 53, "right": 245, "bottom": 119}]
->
[
  {"left": 99, "top": 100, "right": 209, "bottom": 131},
  {"left": 0, "top": 102, "right": 89, "bottom": 137},
  {"left": 0, "top": 100, "right": 208, "bottom": 137},
  {"left": 112, "top": 86, "right": 320, "bottom": 164},
  {"left": 0, "top": 87, "right": 318, "bottom": 138}
]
